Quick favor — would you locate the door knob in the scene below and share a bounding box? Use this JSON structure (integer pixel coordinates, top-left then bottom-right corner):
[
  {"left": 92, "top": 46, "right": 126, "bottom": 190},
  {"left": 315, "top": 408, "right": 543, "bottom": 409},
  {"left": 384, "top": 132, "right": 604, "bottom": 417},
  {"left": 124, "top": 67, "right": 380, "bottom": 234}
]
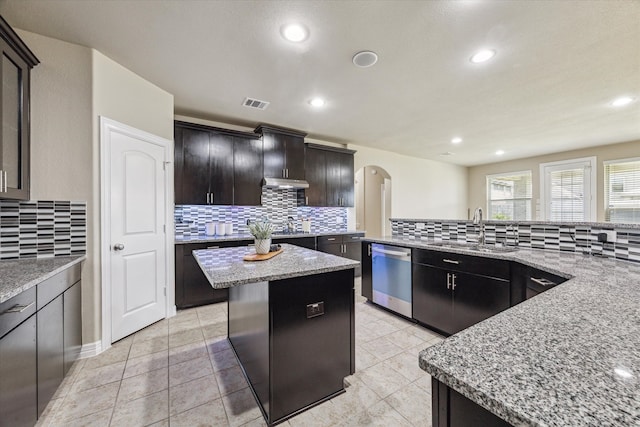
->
[{"left": 113, "top": 243, "right": 125, "bottom": 251}]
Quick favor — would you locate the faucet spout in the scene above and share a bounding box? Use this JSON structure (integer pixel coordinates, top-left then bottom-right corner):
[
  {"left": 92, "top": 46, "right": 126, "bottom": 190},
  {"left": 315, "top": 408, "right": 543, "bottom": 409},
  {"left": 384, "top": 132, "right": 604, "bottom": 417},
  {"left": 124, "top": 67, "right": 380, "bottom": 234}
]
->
[{"left": 473, "top": 207, "right": 485, "bottom": 246}]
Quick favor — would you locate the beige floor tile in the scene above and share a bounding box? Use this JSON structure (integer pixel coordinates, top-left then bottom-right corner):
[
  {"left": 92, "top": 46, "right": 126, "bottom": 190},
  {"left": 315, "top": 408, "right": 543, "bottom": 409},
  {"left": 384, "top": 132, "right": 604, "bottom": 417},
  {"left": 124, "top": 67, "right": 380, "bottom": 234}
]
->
[
  {"left": 110, "top": 389, "right": 168, "bottom": 427},
  {"left": 346, "top": 399, "right": 412, "bottom": 426},
  {"left": 132, "top": 320, "right": 168, "bottom": 343},
  {"left": 129, "top": 335, "right": 169, "bottom": 359},
  {"left": 71, "top": 360, "right": 125, "bottom": 393},
  {"left": 241, "top": 416, "right": 268, "bottom": 427},
  {"left": 329, "top": 380, "right": 381, "bottom": 419},
  {"left": 412, "top": 373, "right": 433, "bottom": 394},
  {"left": 210, "top": 347, "right": 240, "bottom": 372},
  {"left": 288, "top": 400, "right": 340, "bottom": 427},
  {"left": 123, "top": 349, "right": 168, "bottom": 378},
  {"left": 386, "top": 351, "right": 426, "bottom": 381},
  {"left": 54, "top": 382, "right": 119, "bottom": 422},
  {"left": 386, "top": 328, "right": 426, "bottom": 349},
  {"left": 169, "top": 355, "right": 214, "bottom": 387},
  {"left": 83, "top": 341, "right": 131, "bottom": 370},
  {"left": 168, "top": 326, "right": 204, "bottom": 348},
  {"left": 35, "top": 397, "right": 64, "bottom": 427},
  {"left": 169, "top": 339, "right": 208, "bottom": 365},
  {"left": 354, "top": 346, "right": 380, "bottom": 371},
  {"left": 147, "top": 418, "right": 169, "bottom": 427},
  {"left": 117, "top": 367, "right": 168, "bottom": 403},
  {"left": 409, "top": 325, "right": 444, "bottom": 342},
  {"left": 206, "top": 335, "right": 232, "bottom": 354},
  {"left": 202, "top": 321, "right": 228, "bottom": 338},
  {"left": 215, "top": 365, "right": 249, "bottom": 396},
  {"left": 169, "top": 373, "right": 221, "bottom": 415},
  {"left": 384, "top": 382, "right": 431, "bottom": 425},
  {"left": 170, "top": 398, "right": 228, "bottom": 427},
  {"left": 358, "top": 362, "right": 412, "bottom": 399},
  {"left": 221, "top": 387, "right": 263, "bottom": 427},
  {"left": 50, "top": 407, "right": 112, "bottom": 427},
  {"left": 359, "top": 336, "right": 404, "bottom": 360}
]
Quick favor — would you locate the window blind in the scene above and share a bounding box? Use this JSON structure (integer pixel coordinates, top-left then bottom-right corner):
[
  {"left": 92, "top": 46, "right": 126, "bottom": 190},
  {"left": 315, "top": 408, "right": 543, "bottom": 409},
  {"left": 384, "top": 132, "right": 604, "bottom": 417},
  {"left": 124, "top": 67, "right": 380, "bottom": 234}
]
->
[
  {"left": 549, "top": 168, "right": 585, "bottom": 221},
  {"left": 487, "top": 171, "right": 532, "bottom": 220},
  {"left": 605, "top": 159, "right": 640, "bottom": 223}
]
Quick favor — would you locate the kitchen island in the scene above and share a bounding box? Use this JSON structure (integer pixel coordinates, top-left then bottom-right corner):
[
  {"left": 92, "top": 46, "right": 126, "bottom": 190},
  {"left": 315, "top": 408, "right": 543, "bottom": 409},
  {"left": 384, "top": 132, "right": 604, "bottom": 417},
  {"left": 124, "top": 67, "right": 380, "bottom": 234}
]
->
[{"left": 193, "top": 243, "right": 359, "bottom": 426}]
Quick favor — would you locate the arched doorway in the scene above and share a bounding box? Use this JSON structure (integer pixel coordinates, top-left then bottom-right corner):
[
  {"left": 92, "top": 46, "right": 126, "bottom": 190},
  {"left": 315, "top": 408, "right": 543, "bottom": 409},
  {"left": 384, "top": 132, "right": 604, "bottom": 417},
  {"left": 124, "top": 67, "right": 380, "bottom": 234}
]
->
[{"left": 355, "top": 165, "right": 391, "bottom": 237}]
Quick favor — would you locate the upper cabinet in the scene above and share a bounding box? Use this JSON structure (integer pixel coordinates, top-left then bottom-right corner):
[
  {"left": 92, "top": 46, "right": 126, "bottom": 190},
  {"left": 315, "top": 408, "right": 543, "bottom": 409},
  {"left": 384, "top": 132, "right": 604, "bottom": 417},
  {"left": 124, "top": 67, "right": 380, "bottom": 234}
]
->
[
  {"left": 256, "top": 125, "right": 306, "bottom": 180},
  {"left": 305, "top": 144, "right": 356, "bottom": 207},
  {"left": 0, "top": 16, "right": 39, "bottom": 200},
  {"left": 174, "top": 121, "right": 262, "bottom": 206}
]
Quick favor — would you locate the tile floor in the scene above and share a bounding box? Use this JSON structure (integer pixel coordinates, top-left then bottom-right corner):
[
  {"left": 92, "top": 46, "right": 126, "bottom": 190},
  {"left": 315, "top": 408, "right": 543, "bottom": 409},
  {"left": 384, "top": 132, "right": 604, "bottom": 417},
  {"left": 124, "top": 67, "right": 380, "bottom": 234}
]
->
[{"left": 36, "top": 279, "right": 444, "bottom": 426}]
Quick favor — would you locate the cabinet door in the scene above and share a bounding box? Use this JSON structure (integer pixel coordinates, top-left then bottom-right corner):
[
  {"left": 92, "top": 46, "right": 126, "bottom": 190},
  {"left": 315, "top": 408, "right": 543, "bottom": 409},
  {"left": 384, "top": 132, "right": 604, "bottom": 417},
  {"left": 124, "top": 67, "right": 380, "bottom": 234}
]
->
[
  {"left": 283, "top": 134, "right": 305, "bottom": 180},
  {"left": 263, "top": 132, "right": 286, "bottom": 179},
  {"left": 0, "top": 41, "right": 31, "bottom": 200},
  {"left": 452, "top": 272, "right": 510, "bottom": 334},
  {"left": 272, "top": 237, "right": 316, "bottom": 250},
  {"left": 412, "top": 264, "right": 455, "bottom": 335},
  {"left": 233, "top": 137, "right": 263, "bottom": 206},
  {"left": 177, "top": 128, "right": 210, "bottom": 204},
  {"left": 208, "top": 133, "right": 234, "bottom": 205},
  {"left": 325, "top": 151, "right": 342, "bottom": 206},
  {"left": 343, "top": 240, "right": 362, "bottom": 277},
  {"left": 317, "top": 242, "right": 343, "bottom": 257},
  {"left": 304, "top": 147, "right": 326, "bottom": 206},
  {"left": 339, "top": 152, "right": 354, "bottom": 207},
  {"left": 361, "top": 242, "right": 373, "bottom": 300},
  {"left": 63, "top": 281, "right": 82, "bottom": 375},
  {"left": 0, "top": 316, "right": 37, "bottom": 427},
  {"left": 37, "top": 295, "right": 64, "bottom": 416},
  {"left": 179, "top": 244, "right": 229, "bottom": 308}
]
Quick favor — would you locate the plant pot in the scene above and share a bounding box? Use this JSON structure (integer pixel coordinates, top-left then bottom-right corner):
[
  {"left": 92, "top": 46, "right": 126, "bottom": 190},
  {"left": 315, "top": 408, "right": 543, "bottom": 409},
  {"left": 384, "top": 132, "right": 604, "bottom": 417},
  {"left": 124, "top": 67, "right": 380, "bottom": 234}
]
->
[{"left": 254, "top": 238, "right": 272, "bottom": 255}]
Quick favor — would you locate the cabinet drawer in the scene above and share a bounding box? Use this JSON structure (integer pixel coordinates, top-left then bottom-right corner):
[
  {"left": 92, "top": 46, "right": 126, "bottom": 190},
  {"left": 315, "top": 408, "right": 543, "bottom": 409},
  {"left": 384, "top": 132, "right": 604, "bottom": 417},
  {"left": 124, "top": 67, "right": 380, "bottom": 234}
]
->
[
  {"left": 344, "top": 233, "right": 364, "bottom": 242},
  {"left": 412, "top": 249, "right": 510, "bottom": 280},
  {"left": 318, "top": 235, "right": 343, "bottom": 245},
  {"left": 0, "top": 287, "right": 36, "bottom": 339},
  {"left": 37, "top": 263, "right": 81, "bottom": 309}
]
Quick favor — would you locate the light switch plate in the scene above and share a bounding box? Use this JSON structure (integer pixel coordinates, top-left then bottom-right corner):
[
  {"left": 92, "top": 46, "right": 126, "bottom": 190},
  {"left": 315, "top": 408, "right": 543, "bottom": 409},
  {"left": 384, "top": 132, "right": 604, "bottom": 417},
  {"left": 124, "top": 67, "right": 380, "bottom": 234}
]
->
[{"left": 603, "top": 230, "right": 617, "bottom": 243}]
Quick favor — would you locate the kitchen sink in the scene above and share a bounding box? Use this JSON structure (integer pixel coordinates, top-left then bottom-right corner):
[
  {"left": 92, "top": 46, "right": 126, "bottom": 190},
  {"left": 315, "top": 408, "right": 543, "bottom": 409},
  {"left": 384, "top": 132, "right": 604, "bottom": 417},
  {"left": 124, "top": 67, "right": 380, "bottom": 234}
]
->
[{"left": 429, "top": 241, "right": 518, "bottom": 253}]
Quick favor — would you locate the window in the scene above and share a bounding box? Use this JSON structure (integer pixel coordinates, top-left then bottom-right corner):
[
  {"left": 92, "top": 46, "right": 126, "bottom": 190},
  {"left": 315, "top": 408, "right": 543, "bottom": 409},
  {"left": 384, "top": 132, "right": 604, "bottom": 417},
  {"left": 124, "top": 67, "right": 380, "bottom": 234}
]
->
[
  {"left": 605, "top": 158, "right": 640, "bottom": 223},
  {"left": 486, "top": 171, "right": 532, "bottom": 220},
  {"left": 540, "top": 157, "right": 596, "bottom": 221}
]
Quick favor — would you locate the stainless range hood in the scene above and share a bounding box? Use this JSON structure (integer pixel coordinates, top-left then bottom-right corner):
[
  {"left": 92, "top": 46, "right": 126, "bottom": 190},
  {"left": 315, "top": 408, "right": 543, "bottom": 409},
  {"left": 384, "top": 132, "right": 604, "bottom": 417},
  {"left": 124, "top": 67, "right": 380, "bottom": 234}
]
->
[{"left": 262, "top": 177, "right": 309, "bottom": 189}]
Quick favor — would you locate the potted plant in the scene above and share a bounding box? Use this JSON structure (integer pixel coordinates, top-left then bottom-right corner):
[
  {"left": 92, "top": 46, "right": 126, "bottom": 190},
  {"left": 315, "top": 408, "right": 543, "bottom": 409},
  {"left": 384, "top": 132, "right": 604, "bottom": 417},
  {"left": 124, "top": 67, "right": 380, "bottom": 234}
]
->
[{"left": 248, "top": 220, "right": 274, "bottom": 254}]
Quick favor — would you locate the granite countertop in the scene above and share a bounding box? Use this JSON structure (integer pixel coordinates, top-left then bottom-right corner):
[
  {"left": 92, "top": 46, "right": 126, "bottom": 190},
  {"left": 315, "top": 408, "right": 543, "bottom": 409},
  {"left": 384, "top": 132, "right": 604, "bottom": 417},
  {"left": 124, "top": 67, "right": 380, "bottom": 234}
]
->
[
  {"left": 0, "top": 255, "right": 86, "bottom": 304},
  {"left": 362, "top": 236, "right": 640, "bottom": 426},
  {"left": 193, "top": 243, "right": 359, "bottom": 289},
  {"left": 175, "top": 230, "right": 365, "bottom": 244},
  {"left": 389, "top": 217, "right": 640, "bottom": 229}
]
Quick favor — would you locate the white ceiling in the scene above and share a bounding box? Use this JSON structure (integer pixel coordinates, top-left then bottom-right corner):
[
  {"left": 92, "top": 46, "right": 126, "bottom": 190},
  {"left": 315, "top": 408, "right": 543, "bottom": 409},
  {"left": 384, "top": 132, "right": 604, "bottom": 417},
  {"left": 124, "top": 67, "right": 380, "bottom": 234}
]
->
[{"left": 1, "top": 0, "right": 639, "bottom": 166}]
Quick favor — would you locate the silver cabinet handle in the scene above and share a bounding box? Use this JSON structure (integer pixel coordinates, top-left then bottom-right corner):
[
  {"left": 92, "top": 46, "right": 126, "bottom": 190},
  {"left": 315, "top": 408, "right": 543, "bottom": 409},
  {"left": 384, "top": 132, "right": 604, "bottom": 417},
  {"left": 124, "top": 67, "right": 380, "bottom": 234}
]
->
[
  {"left": 113, "top": 243, "right": 125, "bottom": 251},
  {"left": 367, "top": 244, "right": 372, "bottom": 256},
  {"left": 531, "top": 277, "right": 556, "bottom": 287},
  {"left": 447, "top": 273, "right": 451, "bottom": 289},
  {"left": 3, "top": 301, "right": 35, "bottom": 314},
  {"left": 286, "top": 168, "right": 289, "bottom": 178},
  {"left": 443, "top": 259, "right": 460, "bottom": 264},
  {"left": 210, "top": 192, "right": 214, "bottom": 204},
  {"left": 0, "top": 169, "right": 3, "bottom": 193},
  {"left": 327, "top": 238, "right": 336, "bottom": 241},
  {"left": 206, "top": 193, "right": 210, "bottom": 204},
  {"left": 306, "top": 196, "right": 309, "bottom": 205},
  {"left": 372, "top": 247, "right": 411, "bottom": 257},
  {"left": 282, "top": 168, "right": 286, "bottom": 178},
  {"left": 4, "top": 170, "right": 6, "bottom": 192},
  {"left": 207, "top": 246, "right": 220, "bottom": 249},
  {"left": 452, "top": 273, "right": 457, "bottom": 290}
]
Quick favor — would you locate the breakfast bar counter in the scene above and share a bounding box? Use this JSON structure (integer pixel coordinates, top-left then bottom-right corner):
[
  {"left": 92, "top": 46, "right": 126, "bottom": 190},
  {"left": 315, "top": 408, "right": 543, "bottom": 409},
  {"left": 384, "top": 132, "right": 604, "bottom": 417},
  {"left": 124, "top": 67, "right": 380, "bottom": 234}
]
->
[{"left": 193, "top": 244, "right": 359, "bottom": 426}]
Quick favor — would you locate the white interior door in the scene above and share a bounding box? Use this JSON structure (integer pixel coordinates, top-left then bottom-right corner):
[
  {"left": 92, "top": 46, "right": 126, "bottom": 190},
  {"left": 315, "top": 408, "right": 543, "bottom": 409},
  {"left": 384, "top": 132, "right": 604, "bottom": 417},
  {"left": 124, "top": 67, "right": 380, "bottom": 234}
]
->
[{"left": 105, "top": 119, "right": 169, "bottom": 342}]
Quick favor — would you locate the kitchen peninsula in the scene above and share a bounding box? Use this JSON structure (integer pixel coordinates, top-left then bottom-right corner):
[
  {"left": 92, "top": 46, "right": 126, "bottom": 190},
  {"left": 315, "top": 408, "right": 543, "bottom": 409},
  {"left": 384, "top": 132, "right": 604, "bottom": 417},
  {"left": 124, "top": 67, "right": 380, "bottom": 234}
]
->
[{"left": 193, "top": 244, "right": 359, "bottom": 426}]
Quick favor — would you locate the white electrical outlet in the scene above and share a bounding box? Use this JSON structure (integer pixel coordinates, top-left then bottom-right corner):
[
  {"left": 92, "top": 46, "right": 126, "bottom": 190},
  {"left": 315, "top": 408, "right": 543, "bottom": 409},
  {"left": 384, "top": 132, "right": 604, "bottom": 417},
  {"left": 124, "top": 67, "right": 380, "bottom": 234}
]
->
[
  {"left": 603, "top": 230, "right": 617, "bottom": 243},
  {"left": 336, "top": 217, "right": 344, "bottom": 224},
  {"left": 416, "top": 223, "right": 425, "bottom": 230}
]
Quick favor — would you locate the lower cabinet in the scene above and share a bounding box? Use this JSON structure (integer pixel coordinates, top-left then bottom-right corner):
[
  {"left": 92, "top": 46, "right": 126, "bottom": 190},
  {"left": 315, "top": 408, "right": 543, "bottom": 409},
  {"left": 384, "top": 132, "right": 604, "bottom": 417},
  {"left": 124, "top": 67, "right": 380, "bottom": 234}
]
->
[
  {"left": 361, "top": 242, "right": 372, "bottom": 300},
  {"left": 317, "top": 234, "right": 364, "bottom": 276},
  {"left": 63, "top": 281, "right": 82, "bottom": 375},
  {"left": 175, "top": 240, "right": 251, "bottom": 308},
  {"left": 272, "top": 236, "right": 316, "bottom": 250},
  {"left": 0, "top": 316, "right": 37, "bottom": 427},
  {"left": 37, "top": 295, "right": 64, "bottom": 416}
]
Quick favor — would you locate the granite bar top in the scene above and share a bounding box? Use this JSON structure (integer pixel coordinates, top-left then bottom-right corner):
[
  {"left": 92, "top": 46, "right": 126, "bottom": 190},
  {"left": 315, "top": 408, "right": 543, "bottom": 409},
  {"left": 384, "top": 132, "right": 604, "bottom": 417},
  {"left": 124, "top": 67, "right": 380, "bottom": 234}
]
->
[
  {"left": 360, "top": 237, "right": 640, "bottom": 426},
  {"left": 176, "top": 230, "right": 364, "bottom": 244},
  {"left": 0, "top": 256, "right": 86, "bottom": 304},
  {"left": 193, "top": 243, "right": 359, "bottom": 289}
]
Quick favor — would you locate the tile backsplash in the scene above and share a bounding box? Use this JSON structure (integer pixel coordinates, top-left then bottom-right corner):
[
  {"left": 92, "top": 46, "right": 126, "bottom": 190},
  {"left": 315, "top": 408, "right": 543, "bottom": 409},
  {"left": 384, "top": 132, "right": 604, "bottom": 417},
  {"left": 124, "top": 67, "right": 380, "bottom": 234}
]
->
[
  {"left": 175, "top": 188, "right": 348, "bottom": 237},
  {"left": 391, "top": 219, "right": 640, "bottom": 263},
  {"left": 0, "top": 200, "right": 87, "bottom": 260}
]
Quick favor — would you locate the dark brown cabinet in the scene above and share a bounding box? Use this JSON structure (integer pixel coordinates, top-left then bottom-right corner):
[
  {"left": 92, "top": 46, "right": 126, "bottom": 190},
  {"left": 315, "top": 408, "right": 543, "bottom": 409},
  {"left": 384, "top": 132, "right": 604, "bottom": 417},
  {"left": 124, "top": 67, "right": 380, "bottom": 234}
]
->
[
  {"left": 175, "top": 240, "right": 252, "bottom": 308},
  {"left": 412, "top": 249, "right": 510, "bottom": 336},
  {"left": 175, "top": 121, "right": 262, "bottom": 206},
  {"left": 0, "top": 16, "right": 39, "bottom": 201},
  {"left": 317, "top": 234, "right": 363, "bottom": 276},
  {"left": 257, "top": 125, "right": 306, "bottom": 180},
  {"left": 361, "top": 241, "right": 373, "bottom": 300},
  {"left": 37, "top": 295, "right": 64, "bottom": 416},
  {"left": 272, "top": 236, "right": 316, "bottom": 250},
  {"left": 304, "top": 144, "right": 355, "bottom": 207}
]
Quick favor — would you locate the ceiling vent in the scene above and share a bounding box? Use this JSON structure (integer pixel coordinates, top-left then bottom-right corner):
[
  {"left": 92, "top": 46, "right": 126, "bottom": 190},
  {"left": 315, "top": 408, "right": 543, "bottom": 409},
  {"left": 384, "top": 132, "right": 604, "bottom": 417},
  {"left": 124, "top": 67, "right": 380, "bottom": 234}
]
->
[{"left": 242, "top": 97, "right": 270, "bottom": 110}]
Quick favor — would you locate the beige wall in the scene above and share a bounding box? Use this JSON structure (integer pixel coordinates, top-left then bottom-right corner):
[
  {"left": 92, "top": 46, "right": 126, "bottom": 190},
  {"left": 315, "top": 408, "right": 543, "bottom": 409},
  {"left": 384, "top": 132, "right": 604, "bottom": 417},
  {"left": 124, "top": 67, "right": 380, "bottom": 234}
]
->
[
  {"left": 468, "top": 139, "right": 640, "bottom": 222},
  {"left": 351, "top": 144, "right": 469, "bottom": 220}
]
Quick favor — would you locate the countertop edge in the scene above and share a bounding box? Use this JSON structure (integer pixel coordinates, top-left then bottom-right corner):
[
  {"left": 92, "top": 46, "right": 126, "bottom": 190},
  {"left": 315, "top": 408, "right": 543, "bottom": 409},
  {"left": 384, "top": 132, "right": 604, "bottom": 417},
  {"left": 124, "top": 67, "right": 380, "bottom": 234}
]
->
[{"left": 175, "top": 230, "right": 365, "bottom": 244}]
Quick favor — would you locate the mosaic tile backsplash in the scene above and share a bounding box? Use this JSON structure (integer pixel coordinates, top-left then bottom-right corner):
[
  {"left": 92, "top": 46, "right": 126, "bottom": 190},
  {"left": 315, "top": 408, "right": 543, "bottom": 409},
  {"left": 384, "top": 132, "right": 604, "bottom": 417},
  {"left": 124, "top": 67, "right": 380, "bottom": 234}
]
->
[
  {"left": 391, "top": 219, "right": 640, "bottom": 263},
  {"left": 175, "top": 188, "right": 348, "bottom": 237},
  {"left": 0, "top": 200, "right": 87, "bottom": 260}
]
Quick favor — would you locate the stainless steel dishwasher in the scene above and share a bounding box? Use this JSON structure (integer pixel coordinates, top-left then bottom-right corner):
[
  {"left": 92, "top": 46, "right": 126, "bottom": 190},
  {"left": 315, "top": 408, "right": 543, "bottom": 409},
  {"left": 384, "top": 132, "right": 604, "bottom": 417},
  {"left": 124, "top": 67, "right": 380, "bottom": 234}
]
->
[{"left": 371, "top": 243, "right": 412, "bottom": 317}]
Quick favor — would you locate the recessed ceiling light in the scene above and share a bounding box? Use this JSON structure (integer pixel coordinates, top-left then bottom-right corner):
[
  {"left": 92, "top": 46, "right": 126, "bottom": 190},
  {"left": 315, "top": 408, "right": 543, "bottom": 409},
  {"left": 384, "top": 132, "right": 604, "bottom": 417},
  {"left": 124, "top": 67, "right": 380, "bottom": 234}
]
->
[
  {"left": 309, "top": 98, "right": 325, "bottom": 107},
  {"left": 353, "top": 51, "right": 378, "bottom": 68},
  {"left": 439, "top": 152, "right": 455, "bottom": 156},
  {"left": 451, "top": 137, "right": 463, "bottom": 144},
  {"left": 281, "top": 24, "right": 308, "bottom": 42},
  {"left": 610, "top": 96, "right": 636, "bottom": 107},
  {"left": 470, "top": 49, "right": 496, "bottom": 63},
  {"left": 496, "top": 150, "right": 505, "bottom": 156}
]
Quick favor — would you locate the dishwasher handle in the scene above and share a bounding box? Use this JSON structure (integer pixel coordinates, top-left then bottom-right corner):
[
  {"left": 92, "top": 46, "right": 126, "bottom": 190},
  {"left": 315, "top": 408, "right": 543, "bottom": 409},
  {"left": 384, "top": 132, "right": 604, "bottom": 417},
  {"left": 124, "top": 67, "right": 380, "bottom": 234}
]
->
[{"left": 371, "top": 247, "right": 411, "bottom": 258}]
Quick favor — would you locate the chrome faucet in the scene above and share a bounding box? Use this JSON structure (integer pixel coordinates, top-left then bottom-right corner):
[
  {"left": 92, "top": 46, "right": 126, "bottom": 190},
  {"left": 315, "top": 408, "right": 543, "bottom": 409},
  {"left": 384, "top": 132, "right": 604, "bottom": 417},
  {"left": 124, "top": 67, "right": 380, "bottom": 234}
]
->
[
  {"left": 473, "top": 207, "right": 485, "bottom": 246},
  {"left": 286, "top": 216, "right": 295, "bottom": 233}
]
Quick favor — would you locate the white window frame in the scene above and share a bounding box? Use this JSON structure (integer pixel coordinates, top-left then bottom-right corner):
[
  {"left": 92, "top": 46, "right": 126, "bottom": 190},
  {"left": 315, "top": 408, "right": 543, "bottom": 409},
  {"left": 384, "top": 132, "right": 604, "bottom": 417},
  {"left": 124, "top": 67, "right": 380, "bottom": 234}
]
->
[
  {"left": 486, "top": 170, "right": 532, "bottom": 221},
  {"left": 604, "top": 157, "right": 640, "bottom": 223},
  {"left": 539, "top": 156, "right": 597, "bottom": 221}
]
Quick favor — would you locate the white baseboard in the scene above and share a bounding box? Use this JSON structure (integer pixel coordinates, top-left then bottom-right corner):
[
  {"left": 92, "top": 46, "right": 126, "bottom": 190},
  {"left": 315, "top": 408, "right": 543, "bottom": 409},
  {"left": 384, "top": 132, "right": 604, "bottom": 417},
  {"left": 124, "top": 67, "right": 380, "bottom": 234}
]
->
[
  {"left": 79, "top": 340, "right": 103, "bottom": 359},
  {"left": 168, "top": 305, "right": 177, "bottom": 318}
]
